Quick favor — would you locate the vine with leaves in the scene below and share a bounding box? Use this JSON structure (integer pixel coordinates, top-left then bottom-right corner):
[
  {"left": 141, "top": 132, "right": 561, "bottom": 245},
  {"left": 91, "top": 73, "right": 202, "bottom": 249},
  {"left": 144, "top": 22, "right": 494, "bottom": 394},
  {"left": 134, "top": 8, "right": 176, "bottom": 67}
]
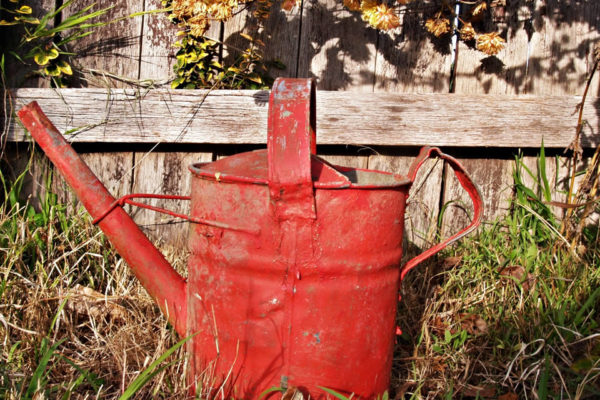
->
[
  {"left": 164, "top": 0, "right": 506, "bottom": 89},
  {"left": 0, "top": 0, "right": 114, "bottom": 87}
]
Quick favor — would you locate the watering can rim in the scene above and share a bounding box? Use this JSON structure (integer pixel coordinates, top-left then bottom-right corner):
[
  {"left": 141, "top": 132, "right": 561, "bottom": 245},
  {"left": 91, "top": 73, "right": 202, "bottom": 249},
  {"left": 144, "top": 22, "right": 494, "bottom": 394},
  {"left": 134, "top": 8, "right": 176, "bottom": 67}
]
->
[{"left": 188, "top": 149, "right": 412, "bottom": 189}]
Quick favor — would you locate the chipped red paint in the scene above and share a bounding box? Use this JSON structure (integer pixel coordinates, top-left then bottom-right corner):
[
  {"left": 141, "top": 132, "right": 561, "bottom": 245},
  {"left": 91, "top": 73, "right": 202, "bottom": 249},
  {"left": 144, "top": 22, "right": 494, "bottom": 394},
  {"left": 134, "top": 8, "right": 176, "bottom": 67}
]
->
[{"left": 18, "top": 78, "right": 482, "bottom": 399}]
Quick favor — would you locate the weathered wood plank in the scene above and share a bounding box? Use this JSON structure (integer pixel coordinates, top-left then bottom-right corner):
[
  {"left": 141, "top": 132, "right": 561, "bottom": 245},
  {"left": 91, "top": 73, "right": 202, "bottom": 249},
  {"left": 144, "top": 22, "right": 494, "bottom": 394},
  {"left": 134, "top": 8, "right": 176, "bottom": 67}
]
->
[
  {"left": 67, "top": 0, "right": 144, "bottom": 87},
  {"left": 297, "top": 0, "right": 377, "bottom": 90},
  {"left": 6, "top": 88, "right": 599, "bottom": 148},
  {"left": 453, "top": 0, "right": 531, "bottom": 95},
  {"left": 222, "top": 1, "right": 302, "bottom": 79},
  {"left": 138, "top": 0, "right": 179, "bottom": 85},
  {"left": 374, "top": 5, "right": 453, "bottom": 93},
  {"left": 526, "top": 0, "right": 600, "bottom": 95}
]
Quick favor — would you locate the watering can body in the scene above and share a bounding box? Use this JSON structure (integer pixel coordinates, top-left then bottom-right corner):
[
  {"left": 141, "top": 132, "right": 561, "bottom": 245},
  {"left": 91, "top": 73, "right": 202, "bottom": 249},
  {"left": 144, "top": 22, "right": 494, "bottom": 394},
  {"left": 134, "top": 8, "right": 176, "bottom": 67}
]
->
[{"left": 18, "top": 78, "right": 483, "bottom": 399}]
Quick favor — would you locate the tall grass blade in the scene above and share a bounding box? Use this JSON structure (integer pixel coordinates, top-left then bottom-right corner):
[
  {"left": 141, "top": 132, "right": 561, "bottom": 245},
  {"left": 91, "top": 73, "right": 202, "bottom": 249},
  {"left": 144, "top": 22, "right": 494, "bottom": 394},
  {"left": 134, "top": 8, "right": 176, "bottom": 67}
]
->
[
  {"left": 118, "top": 334, "right": 194, "bottom": 400},
  {"left": 317, "top": 386, "right": 352, "bottom": 400}
]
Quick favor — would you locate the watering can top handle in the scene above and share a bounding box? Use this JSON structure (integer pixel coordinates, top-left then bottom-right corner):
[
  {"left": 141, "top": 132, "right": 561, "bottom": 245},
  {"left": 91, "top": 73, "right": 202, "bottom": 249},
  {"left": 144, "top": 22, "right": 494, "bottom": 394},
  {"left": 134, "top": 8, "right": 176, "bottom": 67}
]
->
[
  {"left": 400, "top": 147, "right": 484, "bottom": 281},
  {"left": 267, "top": 78, "right": 317, "bottom": 220}
]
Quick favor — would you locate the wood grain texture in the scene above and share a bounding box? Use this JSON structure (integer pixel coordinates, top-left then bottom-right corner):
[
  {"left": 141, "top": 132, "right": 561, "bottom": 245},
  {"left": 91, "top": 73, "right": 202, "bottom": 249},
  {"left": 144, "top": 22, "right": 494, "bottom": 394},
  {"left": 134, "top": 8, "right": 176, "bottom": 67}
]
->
[
  {"left": 374, "top": 4, "right": 453, "bottom": 93},
  {"left": 138, "top": 0, "right": 179, "bottom": 84},
  {"left": 526, "top": 0, "right": 600, "bottom": 96},
  {"left": 67, "top": 0, "right": 144, "bottom": 87},
  {"left": 7, "top": 88, "right": 600, "bottom": 148},
  {"left": 130, "top": 151, "right": 212, "bottom": 245},
  {"left": 297, "top": 0, "right": 377, "bottom": 91},
  {"left": 454, "top": 0, "right": 532, "bottom": 95},
  {"left": 441, "top": 156, "right": 515, "bottom": 237},
  {"left": 222, "top": 1, "right": 302, "bottom": 79}
]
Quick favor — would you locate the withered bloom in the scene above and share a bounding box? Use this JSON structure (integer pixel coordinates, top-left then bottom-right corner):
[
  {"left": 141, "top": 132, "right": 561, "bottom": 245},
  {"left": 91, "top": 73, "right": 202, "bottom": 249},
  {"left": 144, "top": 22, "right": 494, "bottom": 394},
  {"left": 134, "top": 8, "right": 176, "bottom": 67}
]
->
[
  {"left": 425, "top": 17, "right": 451, "bottom": 37},
  {"left": 476, "top": 32, "right": 505, "bottom": 56},
  {"left": 459, "top": 22, "right": 476, "bottom": 41},
  {"left": 344, "top": 0, "right": 361, "bottom": 11},
  {"left": 369, "top": 4, "right": 400, "bottom": 30}
]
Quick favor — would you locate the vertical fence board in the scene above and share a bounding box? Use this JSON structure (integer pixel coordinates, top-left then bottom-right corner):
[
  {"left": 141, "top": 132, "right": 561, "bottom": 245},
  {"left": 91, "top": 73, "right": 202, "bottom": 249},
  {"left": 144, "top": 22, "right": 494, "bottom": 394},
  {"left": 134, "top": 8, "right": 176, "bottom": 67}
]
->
[
  {"left": 68, "top": 0, "right": 144, "bottom": 87},
  {"left": 139, "top": 0, "right": 178, "bottom": 85},
  {"left": 374, "top": 7, "right": 453, "bottom": 93},
  {"left": 130, "top": 151, "right": 212, "bottom": 245},
  {"left": 222, "top": 3, "right": 302, "bottom": 80},
  {"left": 444, "top": 1, "right": 532, "bottom": 235},
  {"left": 526, "top": 0, "right": 600, "bottom": 95},
  {"left": 297, "top": 0, "right": 377, "bottom": 90},
  {"left": 370, "top": 9, "right": 452, "bottom": 251}
]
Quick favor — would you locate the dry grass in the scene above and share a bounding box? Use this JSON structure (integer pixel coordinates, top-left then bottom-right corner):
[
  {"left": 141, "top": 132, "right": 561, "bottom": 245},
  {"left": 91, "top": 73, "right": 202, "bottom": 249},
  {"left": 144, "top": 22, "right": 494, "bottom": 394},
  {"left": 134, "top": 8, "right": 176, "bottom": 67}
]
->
[{"left": 0, "top": 192, "right": 189, "bottom": 399}]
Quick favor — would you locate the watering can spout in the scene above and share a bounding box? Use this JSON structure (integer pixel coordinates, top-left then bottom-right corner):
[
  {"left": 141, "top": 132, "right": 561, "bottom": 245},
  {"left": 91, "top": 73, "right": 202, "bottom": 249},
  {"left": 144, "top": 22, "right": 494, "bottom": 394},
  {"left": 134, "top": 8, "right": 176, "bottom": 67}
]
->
[{"left": 17, "top": 102, "right": 187, "bottom": 336}]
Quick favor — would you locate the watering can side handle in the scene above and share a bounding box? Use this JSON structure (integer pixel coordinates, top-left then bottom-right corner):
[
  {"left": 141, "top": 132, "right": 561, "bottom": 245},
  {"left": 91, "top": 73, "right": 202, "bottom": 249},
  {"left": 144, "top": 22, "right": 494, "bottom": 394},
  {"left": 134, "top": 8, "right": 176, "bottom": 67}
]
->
[
  {"left": 94, "top": 193, "right": 260, "bottom": 235},
  {"left": 17, "top": 102, "right": 188, "bottom": 337},
  {"left": 400, "top": 147, "right": 484, "bottom": 281}
]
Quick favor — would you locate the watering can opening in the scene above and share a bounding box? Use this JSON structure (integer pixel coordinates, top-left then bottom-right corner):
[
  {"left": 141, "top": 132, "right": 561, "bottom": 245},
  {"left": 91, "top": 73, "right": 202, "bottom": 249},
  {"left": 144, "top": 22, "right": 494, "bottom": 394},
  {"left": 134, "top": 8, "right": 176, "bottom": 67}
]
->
[{"left": 190, "top": 150, "right": 411, "bottom": 188}]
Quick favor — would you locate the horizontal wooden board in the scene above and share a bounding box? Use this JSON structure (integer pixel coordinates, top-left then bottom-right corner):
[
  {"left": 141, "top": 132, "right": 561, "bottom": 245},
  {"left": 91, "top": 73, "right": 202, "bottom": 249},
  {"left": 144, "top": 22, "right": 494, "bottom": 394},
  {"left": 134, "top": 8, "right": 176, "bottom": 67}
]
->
[{"left": 5, "top": 88, "right": 599, "bottom": 148}]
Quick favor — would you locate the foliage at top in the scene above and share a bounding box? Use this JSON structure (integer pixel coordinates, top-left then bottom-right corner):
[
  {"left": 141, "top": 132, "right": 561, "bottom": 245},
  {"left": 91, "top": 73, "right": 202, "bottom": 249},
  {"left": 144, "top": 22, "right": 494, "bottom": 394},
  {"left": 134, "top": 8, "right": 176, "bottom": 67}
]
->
[
  {"left": 0, "top": 0, "right": 113, "bottom": 87},
  {"left": 164, "top": 0, "right": 506, "bottom": 89},
  {"left": 168, "top": 0, "right": 506, "bottom": 54}
]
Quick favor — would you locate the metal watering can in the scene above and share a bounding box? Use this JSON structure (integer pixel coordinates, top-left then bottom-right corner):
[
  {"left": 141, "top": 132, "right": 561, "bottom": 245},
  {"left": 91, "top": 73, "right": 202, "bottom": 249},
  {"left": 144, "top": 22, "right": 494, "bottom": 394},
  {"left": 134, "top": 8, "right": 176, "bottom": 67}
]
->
[{"left": 18, "top": 78, "right": 483, "bottom": 399}]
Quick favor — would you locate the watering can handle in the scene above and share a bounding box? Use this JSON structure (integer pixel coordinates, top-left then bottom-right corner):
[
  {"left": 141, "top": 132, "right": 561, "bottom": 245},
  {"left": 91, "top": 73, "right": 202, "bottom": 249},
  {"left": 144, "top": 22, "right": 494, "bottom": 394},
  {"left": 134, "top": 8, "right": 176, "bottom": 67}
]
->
[
  {"left": 267, "top": 78, "right": 317, "bottom": 220},
  {"left": 400, "top": 147, "right": 484, "bottom": 281},
  {"left": 92, "top": 193, "right": 260, "bottom": 235}
]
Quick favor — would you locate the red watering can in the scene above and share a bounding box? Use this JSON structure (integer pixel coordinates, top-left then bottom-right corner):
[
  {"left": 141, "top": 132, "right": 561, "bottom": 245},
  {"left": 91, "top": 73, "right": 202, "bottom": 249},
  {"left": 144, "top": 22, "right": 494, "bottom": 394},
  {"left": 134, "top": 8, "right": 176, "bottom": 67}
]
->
[{"left": 18, "top": 78, "right": 482, "bottom": 399}]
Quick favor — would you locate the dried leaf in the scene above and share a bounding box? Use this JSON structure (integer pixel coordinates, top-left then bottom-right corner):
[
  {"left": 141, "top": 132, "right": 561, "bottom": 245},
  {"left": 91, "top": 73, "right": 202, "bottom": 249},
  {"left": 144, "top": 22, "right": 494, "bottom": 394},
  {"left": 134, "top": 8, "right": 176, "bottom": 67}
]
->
[
  {"left": 459, "top": 313, "right": 488, "bottom": 334},
  {"left": 442, "top": 256, "right": 462, "bottom": 269},
  {"left": 499, "top": 265, "right": 536, "bottom": 291},
  {"left": 461, "top": 384, "right": 495, "bottom": 398},
  {"left": 498, "top": 393, "right": 518, "bottom": 400},
  {"left": 281, "top": 386, "right": 304, "bottom": 400},
  {"left": 66, "top": 284, "right": 128, "bottom": 323}
]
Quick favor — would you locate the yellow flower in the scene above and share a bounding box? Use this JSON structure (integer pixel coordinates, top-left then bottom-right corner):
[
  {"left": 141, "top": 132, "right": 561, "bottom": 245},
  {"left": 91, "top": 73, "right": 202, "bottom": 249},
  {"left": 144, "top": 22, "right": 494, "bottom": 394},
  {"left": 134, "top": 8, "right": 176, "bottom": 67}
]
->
[
  {"left": 368, "top": 4, "right": 400, "bottom": 30},
  {"left": 476, "top": 32, "right": 505, "bottom": 56},
  {"left": 459, "top": 22, "right": 476, "bottom": 41},
  {"left": 360, "top": 0, "right": 378, "bottom": 23},
  {"left": 209, "top": 1, "right": 233, "bottom": 20},
  {"left": 425, "top": 17, "right": 451, "bottom": 37},
  {"left": 189, "top": 17, "right": 210, "bottom": 36},
  {"left": 344, "top": 0, "right": 361, "bottom": 12}
]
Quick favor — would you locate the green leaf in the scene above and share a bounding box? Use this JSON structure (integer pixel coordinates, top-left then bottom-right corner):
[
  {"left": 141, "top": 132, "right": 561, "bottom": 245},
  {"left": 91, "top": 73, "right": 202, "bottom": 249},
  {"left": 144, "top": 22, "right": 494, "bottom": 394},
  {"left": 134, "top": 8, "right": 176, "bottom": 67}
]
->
[
  {"left": 258, "top": 387, "right": 284, "bottom": 399},
  {"left": 0, "top": 19, "right": 19, "bottom": 25},
  {"left": 444, "top": 329, "right": 452, "bottom": 343},
  {"left": 33, "top": 47, "right": 59, "bottom": 65},
  {"left": 318, "top": 386, "right": 352, "bottom": 400},
  {"left": 118, "top": 334, "right": 195, "bottom": 400},
  {"left": 16, "top": 5, "right": 32, "bottom": 14},
  {"left": 171, "top": 77, "right": 184, "bottom": 88},
  {"left": 43, "top": 64, "right": 61, "bottom": 77},
  {"left": 56, "top": 60, "right": 72, "bottom": 75}
]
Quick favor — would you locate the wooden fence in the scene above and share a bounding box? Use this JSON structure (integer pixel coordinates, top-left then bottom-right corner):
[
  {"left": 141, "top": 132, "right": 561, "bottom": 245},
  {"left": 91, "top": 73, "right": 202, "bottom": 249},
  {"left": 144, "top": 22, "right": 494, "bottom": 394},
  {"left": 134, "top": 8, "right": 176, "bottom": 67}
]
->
[{"left": 2, "top": 0, "right": 600, "bottom": 249}]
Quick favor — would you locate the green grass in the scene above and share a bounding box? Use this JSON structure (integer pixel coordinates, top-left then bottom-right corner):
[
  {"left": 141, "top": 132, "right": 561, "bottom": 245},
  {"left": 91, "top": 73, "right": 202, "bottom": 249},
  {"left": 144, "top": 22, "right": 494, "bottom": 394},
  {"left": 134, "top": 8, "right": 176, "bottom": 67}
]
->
[
  {"left": 1, "top": 146, "right": 599, "bottom": 399},
  {"left": 395, "top": 148, "right": 600, "bottom": 398}
]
